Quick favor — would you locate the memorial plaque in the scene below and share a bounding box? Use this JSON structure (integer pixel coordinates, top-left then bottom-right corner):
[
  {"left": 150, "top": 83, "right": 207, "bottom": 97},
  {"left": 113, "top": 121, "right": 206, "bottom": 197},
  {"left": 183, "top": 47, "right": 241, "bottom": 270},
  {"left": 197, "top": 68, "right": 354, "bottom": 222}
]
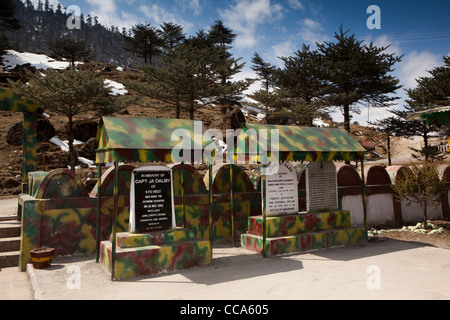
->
[
  {"left": 306, "top": 161, "right": 338, "bottom": 212},
  {"left": 264, "top": 162, "right": 299, "bottom": 216},
  {"left": 130, "top": 165, "right": 175, "bottom": 233}
]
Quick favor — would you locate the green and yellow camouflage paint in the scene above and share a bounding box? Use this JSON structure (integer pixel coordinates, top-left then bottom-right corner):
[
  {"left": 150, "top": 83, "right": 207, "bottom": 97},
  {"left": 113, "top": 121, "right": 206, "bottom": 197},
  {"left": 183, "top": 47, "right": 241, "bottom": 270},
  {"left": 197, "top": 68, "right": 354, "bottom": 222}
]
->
[
  {"left": 18, "top": 163, "right": 261, "bottom": 272},
  {"left": 100, "top": 229, "right": 211, "bottom": 279},
  {"left": 234, "top": 123, "right": 367, "bottom": 257},
  {"left": 241, "top": 211, "right": 367, "bottom": 257},
  {"left": 204, "top": 164, "right": 260, "bottom": 242},
  {"left": 95, "top": 117, "right": 209, "bottom": 164},
  {"left": 18, "top": 167, "right": 131, "bottom": 271},
  {"left": 0, "top": 89, "right": 38, "bottom": 192},
  {"left": 235, "top": 123, "right": 366, "bottom": 163}
]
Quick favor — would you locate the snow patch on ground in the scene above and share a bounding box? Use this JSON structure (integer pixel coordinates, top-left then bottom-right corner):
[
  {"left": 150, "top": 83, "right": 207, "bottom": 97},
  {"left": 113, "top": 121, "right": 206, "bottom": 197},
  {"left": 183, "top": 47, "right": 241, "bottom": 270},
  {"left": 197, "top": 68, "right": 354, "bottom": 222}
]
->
[
  {"left": 312, "top": 118, "right": 330, "bottom": 128},
  {"left": 104, "top": 79, "right": 128, "bottom": 96},
  {"left": 2, "top": 50, "right": 83, "bottom": 70},
  {"left": 49, "top": 136, "right": 83, "bottom": 152}
]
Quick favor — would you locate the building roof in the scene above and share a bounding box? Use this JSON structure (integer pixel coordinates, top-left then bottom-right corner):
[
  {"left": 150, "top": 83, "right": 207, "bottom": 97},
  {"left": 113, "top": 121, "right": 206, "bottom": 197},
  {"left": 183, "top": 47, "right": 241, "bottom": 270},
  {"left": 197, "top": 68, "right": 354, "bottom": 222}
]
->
[
  {"left": 95, "top": 116, "right": 208, "bottom": 164},
  {"left": 234, "top": 123, "right": 366, "bottom": 162},
  {"left": 406, "top": 106, "right": 450, "bottom": 127}
]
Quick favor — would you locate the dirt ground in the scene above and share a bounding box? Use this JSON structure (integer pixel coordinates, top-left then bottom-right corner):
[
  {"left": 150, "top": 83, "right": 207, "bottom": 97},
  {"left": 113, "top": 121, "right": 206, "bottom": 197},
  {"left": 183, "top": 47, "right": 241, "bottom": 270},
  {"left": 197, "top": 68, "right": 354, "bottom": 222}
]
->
[{"left": 371, "top": 220, "right": 450, "bottom": 250}]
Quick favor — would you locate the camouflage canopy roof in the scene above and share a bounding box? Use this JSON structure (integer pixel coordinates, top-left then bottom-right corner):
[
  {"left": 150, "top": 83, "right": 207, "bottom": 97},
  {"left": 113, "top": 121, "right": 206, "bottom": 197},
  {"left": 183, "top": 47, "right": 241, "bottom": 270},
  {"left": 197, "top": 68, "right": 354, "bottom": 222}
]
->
[
  {"left": 95, "top": 116, "right": 210, "bottom": 164},
  {"left": 234, "top": 123, "right": 366, "bottom": 162},
  {"left": 406, "top": 106, "right": 450, "bottom": 128}
]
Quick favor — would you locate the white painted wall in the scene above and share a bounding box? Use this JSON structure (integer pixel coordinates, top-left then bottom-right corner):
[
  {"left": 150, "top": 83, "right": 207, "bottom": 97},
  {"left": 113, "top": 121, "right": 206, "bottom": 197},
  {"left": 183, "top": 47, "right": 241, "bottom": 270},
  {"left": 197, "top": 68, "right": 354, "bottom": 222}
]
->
[
  {"left": 341, "top": 191, "right": 445, "bottom": 227},
  {"left": 341, "top": 194, "right": 364, "bottom": 227},
  {"left": 366, "top": 193, "right": 395, "bottom": 226},
  {"left": 401, "top": 197, "right": 442, "bottom": 224}
]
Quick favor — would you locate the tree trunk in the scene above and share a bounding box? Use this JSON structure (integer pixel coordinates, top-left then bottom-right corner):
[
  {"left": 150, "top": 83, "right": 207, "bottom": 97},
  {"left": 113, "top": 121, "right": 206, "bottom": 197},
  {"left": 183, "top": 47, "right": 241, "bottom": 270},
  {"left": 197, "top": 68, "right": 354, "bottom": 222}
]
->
[
  {"left": 387, "top": 133, "right": 392, "bottom": 166},
  {"left": 144, "top": 42, "right": 148, "bottom": 64},
  {"left": 189, "top": 84, "right": 194, "bottom": 120},
  {"left": 343, "top": 104, "right": 351, "bottom": 133},
  {"left": 424, "top": 130, "right": 429, "bottom": 162},
  {"left": 67, "top": 116, "right": 77, "bottom": 172},
  {"left": 175, "top": 93, "right": 181, "bottom": 119},
  {"left": 344, "top": 104, "right": 351, "bottom": 165},
  {"left": 176, "top": 103, "right": 181, "bottom": 119},
  {"left": 189, "top": 101, "right": 194, "bottom": 120},
  {"left": 423, "top": 201, "right": 429, "bottom": 229}
]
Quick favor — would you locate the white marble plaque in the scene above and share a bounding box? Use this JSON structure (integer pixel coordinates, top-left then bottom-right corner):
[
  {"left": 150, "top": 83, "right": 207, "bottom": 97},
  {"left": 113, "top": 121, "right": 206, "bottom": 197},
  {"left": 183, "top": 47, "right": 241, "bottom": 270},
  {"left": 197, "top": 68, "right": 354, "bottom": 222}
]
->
[
  {"left": 264, "top": 162, "right": 299, "bottom": 216},
  {"left": 306, "top": 161, "right": 338, "bottom": 212}
]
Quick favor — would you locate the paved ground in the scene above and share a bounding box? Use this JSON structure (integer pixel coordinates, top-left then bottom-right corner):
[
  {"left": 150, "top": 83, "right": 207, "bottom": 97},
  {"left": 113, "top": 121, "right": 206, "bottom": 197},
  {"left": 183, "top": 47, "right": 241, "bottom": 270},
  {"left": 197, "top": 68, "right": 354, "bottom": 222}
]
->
[
  {"left": 26, "top": 239, "right": 450, "bottom": 300},
  {"left": 1, "top": 197, "right": 450, "bottom": 301},
  {"left": 0, "top": 197, "right": 34, "bottom": 300},
  {"left": 0, "top": 197, "right": 19, "bottom": 218}
]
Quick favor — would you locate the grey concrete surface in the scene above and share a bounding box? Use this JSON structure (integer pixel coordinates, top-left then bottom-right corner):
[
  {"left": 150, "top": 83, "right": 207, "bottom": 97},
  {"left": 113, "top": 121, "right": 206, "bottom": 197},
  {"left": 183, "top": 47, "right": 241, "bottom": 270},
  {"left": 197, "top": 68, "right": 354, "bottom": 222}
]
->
[
  {"left": 0, "top": 197, "right": 18, "bottom": 218},
  {"left": 1, "top": 197, "right": 449, "bottom": 301},
  {"left": 26, "top": 239, "right": 450, "bottom": 300}
]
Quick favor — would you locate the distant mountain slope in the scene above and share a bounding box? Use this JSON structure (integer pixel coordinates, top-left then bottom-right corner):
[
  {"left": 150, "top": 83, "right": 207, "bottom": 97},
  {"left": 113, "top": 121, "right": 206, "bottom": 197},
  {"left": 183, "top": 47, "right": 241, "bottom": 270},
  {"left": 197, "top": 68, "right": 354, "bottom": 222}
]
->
[{"left": 3, "top": 0, "right": 143, "bottom": 67}]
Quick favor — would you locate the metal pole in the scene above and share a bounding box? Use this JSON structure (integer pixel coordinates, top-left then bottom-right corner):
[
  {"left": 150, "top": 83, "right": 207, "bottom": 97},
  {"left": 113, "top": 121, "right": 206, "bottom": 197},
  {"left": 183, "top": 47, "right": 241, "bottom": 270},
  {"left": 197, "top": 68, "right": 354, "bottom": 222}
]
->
[
  {"left": 181, "top": 162, "right": 186, "bottom": 228},
  {"left": 230, "top": 164, "right": 235, "bottom": 247},
  {"left": 360, "top": 158, "right": 368, "bottom": 232},
  {"left": 262, "top": 174, "right": 267, "bottom": 258},
  {"left": 208, "top": 163, "right": 213, "bottom": 262},
  {"left": 111, "top": 162, "right": 119, "bottom": 281},
  {"left": 95, "top": 163, "right": 102, "bottom": 263}
]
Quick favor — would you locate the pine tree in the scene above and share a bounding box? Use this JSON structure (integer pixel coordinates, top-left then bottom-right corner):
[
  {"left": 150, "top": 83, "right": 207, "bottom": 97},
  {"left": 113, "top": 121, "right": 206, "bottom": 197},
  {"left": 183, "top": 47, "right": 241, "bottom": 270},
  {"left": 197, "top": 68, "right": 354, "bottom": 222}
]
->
[
  {"left": 0, "top": 0, "right": 21, "bottom": 31},
  {"left": 317, "top": 26, "right": 403, "bottom": 133},
  {"left": 251, "top": 52, "right": 274, "bottom": 92},
  {"left": 275, "top": 45, "right": 328, "bottom": 104},
  {"left": 9, "top": 67, "right": 131, "bottom": 171},
  {"left": 413, "top": 55, "right": 450, "bottom": 107},
  {"left": 207, "top": 20, "right": 237, "bottom": 85},
  {"left": 48, "top": 37, "right": 94, "bottom": 66},
  {"left": 250, "top": 45, "right": 328, "bottom": 126},
  {"left": 208, "top": 20, "right": 236, "bottom": 50},
  {"left": 159, "top": 22, "right": 185, "bottom": 51},
  {"left": 123, "top": 23, "right": 163, "bottom": 65},
  {"left": 125, "top": 41, "right": 249, "bottom": 120},
  {"left": 0, "top": 0, "right": 21, "bottom": 59}
]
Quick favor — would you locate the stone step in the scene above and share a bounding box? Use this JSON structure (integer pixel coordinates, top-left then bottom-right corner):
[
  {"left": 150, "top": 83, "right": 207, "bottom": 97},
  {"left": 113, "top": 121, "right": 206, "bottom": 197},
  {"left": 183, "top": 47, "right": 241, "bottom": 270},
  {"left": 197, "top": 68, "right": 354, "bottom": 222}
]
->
[
  {"left": 0, "top": 221, "right": 21, "bottom": 238},
  {"left": 241, "top": 227, "right": 367, "bottom": 257},
  {"left": 0, "top": 215, "right": 17, "bottom": 222},
  {"left": 115, "top": 228, "right": 196, "bottom": 248},
  {"left": 247, "top": 211, "right": 352, "bottom": 238},
  {"left": 0, "top": 236, "right": 21, "bottom": 252},
  {"left": 0, "top": 251, "right": 19, "bottom": 268},
  {"left": 100, "top": 235, "right": 211, "bottom": 280}
]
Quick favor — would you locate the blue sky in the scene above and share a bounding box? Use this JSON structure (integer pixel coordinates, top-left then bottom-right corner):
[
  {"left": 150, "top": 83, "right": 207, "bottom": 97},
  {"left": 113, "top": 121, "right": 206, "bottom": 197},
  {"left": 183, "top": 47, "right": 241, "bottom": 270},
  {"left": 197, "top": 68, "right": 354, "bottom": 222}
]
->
[{"left": 34, "top": 0, "right": 450, "bottom": 124}]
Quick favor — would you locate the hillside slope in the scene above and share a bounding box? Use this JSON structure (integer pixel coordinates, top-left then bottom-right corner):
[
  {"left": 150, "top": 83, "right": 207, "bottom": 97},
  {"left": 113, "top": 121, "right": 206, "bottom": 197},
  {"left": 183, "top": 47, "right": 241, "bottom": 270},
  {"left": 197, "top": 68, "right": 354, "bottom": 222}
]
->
[{"left": 0, "top": 51, "right": 448, "bottom": 196}]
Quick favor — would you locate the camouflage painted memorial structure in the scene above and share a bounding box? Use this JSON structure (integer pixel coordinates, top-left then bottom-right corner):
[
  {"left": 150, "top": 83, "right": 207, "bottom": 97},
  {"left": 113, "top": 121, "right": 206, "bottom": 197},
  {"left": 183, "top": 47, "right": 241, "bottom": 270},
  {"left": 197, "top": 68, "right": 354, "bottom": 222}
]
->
[
  {"left": 237, "top": 124, "right": 368, "bottom": 257},
  {"left": 95, "top": 117, "right": 212, "bottom": 279}
]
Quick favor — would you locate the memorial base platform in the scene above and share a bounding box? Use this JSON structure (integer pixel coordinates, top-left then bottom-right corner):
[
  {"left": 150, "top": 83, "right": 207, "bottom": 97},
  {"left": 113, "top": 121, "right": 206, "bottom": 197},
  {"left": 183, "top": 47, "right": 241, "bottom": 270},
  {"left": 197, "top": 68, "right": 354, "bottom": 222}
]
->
[
  {"left": 241, "top": 210, "right": 367, "bottom": 257},
  {"left": 100, "top": 228, "right": 211, "bottom": 279}
]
